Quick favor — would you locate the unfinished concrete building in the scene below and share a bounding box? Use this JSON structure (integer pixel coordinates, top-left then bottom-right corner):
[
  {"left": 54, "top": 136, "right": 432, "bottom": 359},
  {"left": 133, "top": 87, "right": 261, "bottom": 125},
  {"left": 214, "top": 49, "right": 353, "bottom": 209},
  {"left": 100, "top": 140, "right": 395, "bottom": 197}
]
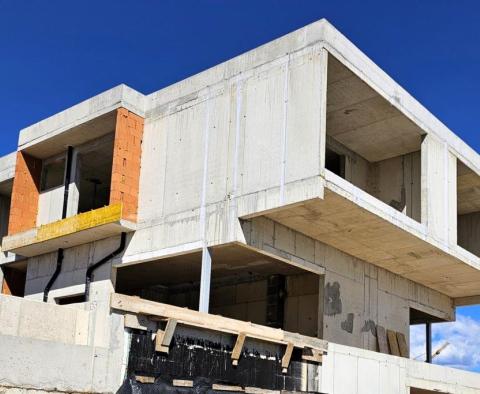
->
[{"left": 1, "top": 19, "right": 480, "bottom": 394}]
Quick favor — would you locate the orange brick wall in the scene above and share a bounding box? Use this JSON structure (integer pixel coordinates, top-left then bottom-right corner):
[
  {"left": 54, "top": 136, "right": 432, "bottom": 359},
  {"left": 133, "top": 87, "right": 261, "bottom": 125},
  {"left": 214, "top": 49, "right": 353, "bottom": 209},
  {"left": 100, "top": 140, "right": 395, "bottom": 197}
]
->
[
  {"left": 8, "top": 151, "right": 42, "bottom": 235},
  {"left": 110, "top": 108, "right": 144, "bottom": 222}
]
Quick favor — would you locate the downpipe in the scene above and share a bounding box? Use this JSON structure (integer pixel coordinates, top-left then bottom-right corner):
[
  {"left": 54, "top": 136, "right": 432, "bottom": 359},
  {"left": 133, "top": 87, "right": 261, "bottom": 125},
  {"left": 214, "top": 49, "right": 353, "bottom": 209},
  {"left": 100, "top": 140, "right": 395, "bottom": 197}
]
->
[
  {"left": 43, "top": 146, "right": 73, "bottom": 303},
  {"left": 43, "top": 249, "right": 64, "bottom": 302},
  {"left": 84, "top": 232, "right": 127, "bottom": 302}
]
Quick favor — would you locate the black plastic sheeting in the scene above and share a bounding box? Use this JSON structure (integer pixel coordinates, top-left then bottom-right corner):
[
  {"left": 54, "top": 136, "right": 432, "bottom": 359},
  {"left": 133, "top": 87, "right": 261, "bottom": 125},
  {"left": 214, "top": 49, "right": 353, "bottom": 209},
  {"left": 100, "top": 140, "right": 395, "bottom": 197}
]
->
[
  {"left": 121, "top": 330, "right": 314, "bottom": 393},
  {"left": 118, "top": 376, "right": 236, "bottom": 394}
]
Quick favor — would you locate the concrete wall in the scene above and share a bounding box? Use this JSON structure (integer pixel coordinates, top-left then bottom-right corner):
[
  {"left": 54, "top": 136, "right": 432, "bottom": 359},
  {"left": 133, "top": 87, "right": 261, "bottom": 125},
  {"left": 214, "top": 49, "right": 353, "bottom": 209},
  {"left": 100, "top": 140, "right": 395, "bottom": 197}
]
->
[
  {"left": 0, "top": 294, "right": 126, "bottom": 394},
  {"left": 129, "top": 44, "right": 327, "bottom": 259},
  {"left": 136, "top": 273, "right": 319, "bottom": 337},
  {"left": 327, "top": 136, "right": 421, "bottom": 222},
  {"left": 243, "top": 217, "right": 454, "bottom": 351},
  {"left": 37, "top": 185, "right": 64, "bottom": 226},
  {"left": 23, "top": 235, "right": 122, "bottom": 348},
  {"left": 320, "top": 342, "right": 480, "bottom": 394},
  {"left": 0, "top": 294, "right": 88, "bottom": 345},
  {"left": 372, "top": 151, "right": 421, "bottom": 222}
]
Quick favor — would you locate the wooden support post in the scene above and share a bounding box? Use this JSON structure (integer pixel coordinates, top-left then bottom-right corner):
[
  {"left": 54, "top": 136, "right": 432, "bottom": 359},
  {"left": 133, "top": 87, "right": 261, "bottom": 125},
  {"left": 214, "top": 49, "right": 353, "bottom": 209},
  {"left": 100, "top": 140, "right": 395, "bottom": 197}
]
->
[
  {"left": 155, "top": 318, "right": 177, "bottom": 353},
  {"left": 301, "top": 347, "right": 323, "bottom": 363},
  {"left": 231, "top": 332, "right": 246, "bottom": 366},
  {"left": 124, "top": 313, "right": 157, "bottom": 331},
  {"left": 281, "top": 342, "right": 294, "bottom": 373},
  {"left": 199, "top": 247, "right": 212, "bottom": 312}
]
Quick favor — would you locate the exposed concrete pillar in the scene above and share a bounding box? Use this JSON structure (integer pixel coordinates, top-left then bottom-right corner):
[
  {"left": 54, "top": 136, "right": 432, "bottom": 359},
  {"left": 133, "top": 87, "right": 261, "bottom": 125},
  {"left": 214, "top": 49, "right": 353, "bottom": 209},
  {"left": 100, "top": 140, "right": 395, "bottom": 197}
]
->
[
  {"left": 421, "top": 135, "right": 457, "bottom": 245},
  {"left": 198, "top": 247, "right": 212, "bottom": 313}
]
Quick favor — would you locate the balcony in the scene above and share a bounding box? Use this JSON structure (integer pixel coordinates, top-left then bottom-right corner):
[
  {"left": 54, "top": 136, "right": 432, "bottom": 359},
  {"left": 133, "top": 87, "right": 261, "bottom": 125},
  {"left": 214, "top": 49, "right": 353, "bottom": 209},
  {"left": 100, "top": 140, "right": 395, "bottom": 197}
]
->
[
  {"left": 258, "top": 54, "right": 480, "bottom": 300},
  {"left": 2, "top": 90, "right": 144, "bottom": 257},
  {"left": 1, "top": 203, "right": 135, "bottom": 257}
]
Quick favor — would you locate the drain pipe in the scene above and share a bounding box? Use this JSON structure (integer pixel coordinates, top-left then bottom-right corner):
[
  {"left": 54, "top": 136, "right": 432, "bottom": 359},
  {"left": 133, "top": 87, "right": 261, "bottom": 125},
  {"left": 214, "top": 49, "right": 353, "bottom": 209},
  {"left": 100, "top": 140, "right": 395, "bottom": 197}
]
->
[
  {"left": 43, "top": 249, "right": 64, "bottom": 302},
  {"left": 43, "top": 146, "right": 74, "bottom": 303},
  {"left": 84, "top": 232, "right": 127, "bottom": 302},
  {"left": 62, "top": 146, "right": 74, "bottom": 218}
]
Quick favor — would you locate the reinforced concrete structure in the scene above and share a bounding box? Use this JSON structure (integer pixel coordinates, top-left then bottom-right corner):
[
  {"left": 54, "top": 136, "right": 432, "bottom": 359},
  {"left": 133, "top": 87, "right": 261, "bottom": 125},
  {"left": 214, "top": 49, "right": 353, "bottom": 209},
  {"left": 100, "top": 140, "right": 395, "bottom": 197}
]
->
[{"left": 1, "top": 19, "right": 480, "bottom": 394}]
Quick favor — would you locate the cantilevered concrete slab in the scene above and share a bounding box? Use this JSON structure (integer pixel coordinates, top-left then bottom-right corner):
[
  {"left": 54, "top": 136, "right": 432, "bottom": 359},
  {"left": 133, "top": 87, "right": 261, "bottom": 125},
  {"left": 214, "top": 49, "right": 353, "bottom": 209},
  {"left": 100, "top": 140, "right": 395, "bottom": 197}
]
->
[
  {"left": 18, "top": 84, "right": 146, "bottom": 159},
  {"left": 2, "top": 204, "right": 135, "bottom": 257},
  {"left": 266, "top": 171, "right": 480, "bottom": 298}
]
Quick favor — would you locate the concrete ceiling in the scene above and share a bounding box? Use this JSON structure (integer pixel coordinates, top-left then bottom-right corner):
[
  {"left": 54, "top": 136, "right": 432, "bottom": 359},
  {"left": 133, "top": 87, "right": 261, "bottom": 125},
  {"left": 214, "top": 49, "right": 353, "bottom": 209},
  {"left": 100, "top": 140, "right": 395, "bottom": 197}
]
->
[
  {"left": 457, "top": 160, "right": 480, "bottom": 215},
  {"left": 115, "top": 243, "right": 305, "bottom": 292},
  {"left": 327, "top": 56, "right": 424, "bottom": 163},
  {"left": 266, "top": 189, "right": 480, "bottom": 299}
]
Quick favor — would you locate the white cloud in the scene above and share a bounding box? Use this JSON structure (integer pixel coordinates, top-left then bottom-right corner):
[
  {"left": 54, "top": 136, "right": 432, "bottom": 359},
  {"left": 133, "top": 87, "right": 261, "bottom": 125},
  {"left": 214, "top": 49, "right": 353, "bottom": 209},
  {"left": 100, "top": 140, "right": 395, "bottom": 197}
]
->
[{"left": 410, "top": 315, "right": 480, "bottom": 371}]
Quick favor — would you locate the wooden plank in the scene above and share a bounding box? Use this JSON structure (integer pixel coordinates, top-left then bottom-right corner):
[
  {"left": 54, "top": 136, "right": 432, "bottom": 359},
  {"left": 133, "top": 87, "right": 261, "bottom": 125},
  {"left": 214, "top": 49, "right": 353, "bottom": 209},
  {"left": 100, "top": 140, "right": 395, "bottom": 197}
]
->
[
  {"left": 173, "top": 379, "right": 193, "bottom": 387},
  {"left": 387, "top": 329, "right": 400, "bottom": 356},
  {"left": 301, "top": 347, "right": 323, "bottom": 363},
  {"left": 281, "top": 342, "right": 294, "bottom": 373},
  {"left": 212, "top": 383, "right": 244, "bottom": 392},
  {"left": 245, "top": 388, "right": 279, "bottom": 394},
  {"left": 155, "top": 318, "right": 177, "bottom": 353},
  {"left": 231, "top": 332, "right": 246, "bottom": 366},
  {"left": 124, "top": 313, "right": 157, "bottom": 331},
  {"left": 111, "top": 293, "right": 328, "bottom": 352},
  {"left": 396, "top": 332, "right": 409, "bottom": 358},
  {"left": 376, "top": 325, "right": 389, "bottom": 354},
  {"left": 135, "top": 375, "right": 155, "bottom": 384}
]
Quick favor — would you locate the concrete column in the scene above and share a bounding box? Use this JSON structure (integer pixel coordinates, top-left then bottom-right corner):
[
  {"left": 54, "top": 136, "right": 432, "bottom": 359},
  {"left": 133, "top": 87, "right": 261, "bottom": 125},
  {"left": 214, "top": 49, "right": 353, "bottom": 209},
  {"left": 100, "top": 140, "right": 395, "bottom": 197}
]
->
[
  {"left": 66, "top": 148, "right": 80, "bottom": 217},
  {"left": 421, "top": 135, "right": 457, "bottom": 245},
  {"left": 198, "top": 247, "right": 212, "bottom": 313}
]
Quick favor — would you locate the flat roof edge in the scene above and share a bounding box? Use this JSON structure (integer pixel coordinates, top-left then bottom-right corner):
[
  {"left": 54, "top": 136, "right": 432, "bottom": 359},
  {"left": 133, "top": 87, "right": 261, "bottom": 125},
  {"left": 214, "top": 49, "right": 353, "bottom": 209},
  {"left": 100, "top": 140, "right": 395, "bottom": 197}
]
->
[
  {"left": 0, "top": 152, "right": 17, "bottom": 184},
  {"left": 18, "top": 84, "right": 147, "bottom": 150},
  {"left": 146, "top": 18, "right": 480, "bottom": 174},
  {"left": 319, "top": 21, "right": 480, "bottom": 175},
  {"left": 146, "top": 18, "right": 329, "bottom": 111}
]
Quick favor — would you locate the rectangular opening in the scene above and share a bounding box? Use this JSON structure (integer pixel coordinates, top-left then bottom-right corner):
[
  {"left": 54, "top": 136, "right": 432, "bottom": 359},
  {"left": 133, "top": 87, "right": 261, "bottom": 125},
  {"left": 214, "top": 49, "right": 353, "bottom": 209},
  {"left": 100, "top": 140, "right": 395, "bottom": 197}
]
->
[
  {"left": 410, "top": 389, "right": 448, "bottom": 394},
  {"left": 75, "top": 133, "right": 114, "bottom": 214},
  {"left": 457, "top": 159, "right": 480, "bottom": 258},
  {"left": 1, "top": 261, "right": 27, "bottom": 297},
  {"left": 40, "top": 155, "right": 66, "bottom": 191},
  {"left": 409, "top": 307, "right": 447, "bottom": 363},
  {"left": 325, "top": 145, "right": 345, "bottom": 178},
  {"left": 326, "top": 54, "right": 424, "bottom": 222},
  {"left": 55, "top": 293, "right": 86, "bottom": 305},
  {"left": 115, "top": 246, "right": 323, "bottom": 338},
  {"left": 0, "top": 179, "right": 12, "bottom": 256}
]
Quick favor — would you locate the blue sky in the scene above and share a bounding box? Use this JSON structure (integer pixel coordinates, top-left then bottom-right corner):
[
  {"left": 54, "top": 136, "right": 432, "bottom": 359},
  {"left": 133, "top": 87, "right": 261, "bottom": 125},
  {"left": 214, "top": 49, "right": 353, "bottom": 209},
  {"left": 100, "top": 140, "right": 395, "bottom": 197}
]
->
[{"left": 1, "top": 0, "right": 479, "bottom": 370}]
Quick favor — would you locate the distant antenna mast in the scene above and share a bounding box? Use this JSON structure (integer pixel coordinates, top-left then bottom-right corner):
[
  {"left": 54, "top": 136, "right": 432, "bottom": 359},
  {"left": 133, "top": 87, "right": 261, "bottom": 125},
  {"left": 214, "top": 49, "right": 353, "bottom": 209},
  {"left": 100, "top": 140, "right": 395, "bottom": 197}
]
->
[
  {"left": 432, "top": 342, "right": 450, "bottom": 359},
  {"left": 414, "top": 342, "right": 450, "bottom": 361}
]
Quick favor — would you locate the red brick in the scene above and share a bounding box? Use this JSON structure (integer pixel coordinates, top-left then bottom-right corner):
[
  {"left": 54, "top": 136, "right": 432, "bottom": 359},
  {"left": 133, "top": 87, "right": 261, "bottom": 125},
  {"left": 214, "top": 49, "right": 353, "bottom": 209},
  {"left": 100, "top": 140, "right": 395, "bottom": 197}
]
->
[
  {"left": 8, "top": 151, "right": 42, "bottom": 234},
  {"left": 109, "top": 108, "right": 144, "bottom": 222}
]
